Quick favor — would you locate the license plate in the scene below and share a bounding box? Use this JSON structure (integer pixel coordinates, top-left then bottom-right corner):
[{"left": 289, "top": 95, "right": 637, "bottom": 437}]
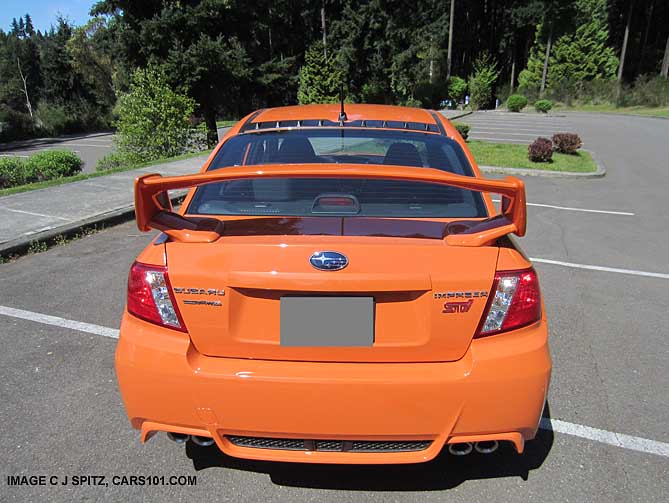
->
[{"left": 280, "top": 297, "right": 374, "bottom": 347}]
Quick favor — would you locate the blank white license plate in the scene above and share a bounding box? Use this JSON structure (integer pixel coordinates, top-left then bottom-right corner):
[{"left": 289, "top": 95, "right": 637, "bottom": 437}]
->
[{"left": 280, "top": 297, "right": 374, "bottom": 347}]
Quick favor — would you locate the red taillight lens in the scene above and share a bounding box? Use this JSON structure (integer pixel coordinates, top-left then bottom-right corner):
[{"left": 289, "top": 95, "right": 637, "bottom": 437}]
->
[
  {"left": 475, "top": 268, "right": 542, "bottom": 338},
  {"left": 127, "top": 261, "right": 186, "bottom": 332}
]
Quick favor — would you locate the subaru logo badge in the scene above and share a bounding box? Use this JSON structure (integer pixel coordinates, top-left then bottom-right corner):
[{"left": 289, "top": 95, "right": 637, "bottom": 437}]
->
[{"left": 309, "top": 251, "right": 348, "bottom": 271}]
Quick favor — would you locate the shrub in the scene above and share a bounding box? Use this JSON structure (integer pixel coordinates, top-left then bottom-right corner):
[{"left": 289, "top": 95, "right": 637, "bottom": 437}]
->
[
  {"left": 24, "top": 150, "right": 83, "bottom": 182},
  {"left": 552, "top": 133, "right": 582, "bottom": 154},
  {"left": 96, "top": 151, "right": 142, "bottom": 171},
  {"left": 506, "top": 94, "right": 528, "bottom": 112},
  {"left": 528, "top": 137, "right": 553, "bottom": 162},
  {"left": 0, "top": 157, "right": 28, "bottom": 188},
  {"left": 36, "top": 103, "right": 71, "bottom": 136},
  {"left": 115, "top": 67, "right": 196, "bottom": 162},
  {"left": 452, "top": 122, "right": 470, "bottom": 140},
  {"left": 0, "top": 105, "right": 35, "bottom": 141},
  {"left": 447, "top": 76, "right": 467, "bottom": 103},
  {"left": 535, "top": 99, "right": 553, "bottom": 113},
  {"left": 468, "top": 54, "right": 499, "bottom": 110}
]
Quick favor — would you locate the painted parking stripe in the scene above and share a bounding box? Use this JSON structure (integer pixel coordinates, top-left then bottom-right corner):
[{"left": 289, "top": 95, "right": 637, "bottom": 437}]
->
[
  {"left": 530, "top": 258, "right": 669, "bottom": 280},
  {"left": 490, "top": 199, "right": 635, "bottom": 216},
  {"left": 540, "top": 418, "right": 669, "bottom": 457},
  {"left": 0, "top": 305, "right": 119, "bottom": 339},
  {"left": 0, "top": 206, "right": 70, "bottom": 221},
  {"left": 1, "top": 303, "right": 668, "bottom": 457}
]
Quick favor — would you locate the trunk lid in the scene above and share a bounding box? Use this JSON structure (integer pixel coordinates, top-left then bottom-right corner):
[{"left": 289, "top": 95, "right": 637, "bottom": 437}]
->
[{"left": 166, "top": 232, "right": 498, "bottom": 363}]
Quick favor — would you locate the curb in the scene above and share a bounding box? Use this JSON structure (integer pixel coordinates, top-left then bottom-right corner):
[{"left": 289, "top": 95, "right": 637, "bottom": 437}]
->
[
  {"left": 0, "top": 205, "right": 137, "bottom": 257},
  {"left": 0, "top": 191, "right": 187, "bottom": 258},
  {"left": 479, "top": 149, "right": 606, "bottom": 179},
  {"left": 440, "top": 110, "right": 473, "bottom": 121}
]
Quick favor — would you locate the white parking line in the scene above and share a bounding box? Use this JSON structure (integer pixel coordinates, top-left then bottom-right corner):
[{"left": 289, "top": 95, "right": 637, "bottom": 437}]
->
[
  {"left": 0, "top": 305, "right": 119, "bottom": 339},
  {"left": 0, "top": 206, "right": 70, "bottom": 221},
  {"left": 540, "top": 418, "right": 669, "bottom": 457},
  {"left": 490, "top": 199, "right": 635, "bottom": 216},
  {"left": 0, "top": 303, "right": 668, "bottom": 458},
  {"left": 530, "top": 258, "right": 669, "bottom": 280}
]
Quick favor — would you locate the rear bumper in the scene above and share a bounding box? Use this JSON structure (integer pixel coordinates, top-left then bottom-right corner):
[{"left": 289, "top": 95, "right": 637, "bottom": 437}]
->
[{"left": 115, "top": 311, "right": 551, "bottom": 464}]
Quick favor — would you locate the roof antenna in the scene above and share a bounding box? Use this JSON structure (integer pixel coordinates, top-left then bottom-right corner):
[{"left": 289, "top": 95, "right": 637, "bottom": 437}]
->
[{"left": 338, "top": 83, "right": 347, "bottom": 124}]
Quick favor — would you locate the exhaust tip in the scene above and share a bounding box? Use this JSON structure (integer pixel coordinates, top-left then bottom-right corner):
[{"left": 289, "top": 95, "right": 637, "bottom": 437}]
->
[
  {"left": 191, "top": 435, "right": 215, "bottom": 447},
  {"left": 474, "top": 440, "right": 499, "bottom": 454},
  {"left": 448, "top": 442, "right": 473, "bottom": 456},
  {"left": 166, "top": 432, "right": 190, "bottom": 444}
]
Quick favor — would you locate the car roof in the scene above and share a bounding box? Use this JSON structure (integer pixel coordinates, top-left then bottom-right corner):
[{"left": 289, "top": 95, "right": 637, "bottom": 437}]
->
[{"left": 251, "top": 104, "right": 439, "bottom": 125}]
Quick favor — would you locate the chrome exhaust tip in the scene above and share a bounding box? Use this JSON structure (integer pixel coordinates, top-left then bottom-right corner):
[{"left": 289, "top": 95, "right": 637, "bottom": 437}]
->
[
  {"left": 474, "top": 440, "right": 499, "bottom": 454},
  {"left": 166, "top": 432, "right": 190, "bottom": 444},
  {"left": 448, "top": 442, "right": 473, "bottom": 456},
  {"left": 191, "top": 435, "right": 215, "bottom": 447}
]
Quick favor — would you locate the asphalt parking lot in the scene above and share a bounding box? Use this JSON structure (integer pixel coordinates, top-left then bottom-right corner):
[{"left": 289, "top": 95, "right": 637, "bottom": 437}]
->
[
  {"left": 459, "top": 110, "right": 576, "bottom": 144},
  {"left": 1, "top": 112, "right": 667, "bottom": 502}
]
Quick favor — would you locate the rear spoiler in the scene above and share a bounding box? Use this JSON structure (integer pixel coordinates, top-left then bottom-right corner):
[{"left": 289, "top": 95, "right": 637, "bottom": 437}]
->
[{"left": 134, "top": 164, "right": 526, "bottom": 247}]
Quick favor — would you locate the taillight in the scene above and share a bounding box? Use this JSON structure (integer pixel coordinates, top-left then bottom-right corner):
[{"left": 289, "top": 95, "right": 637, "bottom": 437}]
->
[
  {"left": 476, "top": 268, "right": 542, "bottom": 338},
  {"left": 127, "top": 261, "right": 186, "bottom": 332}
]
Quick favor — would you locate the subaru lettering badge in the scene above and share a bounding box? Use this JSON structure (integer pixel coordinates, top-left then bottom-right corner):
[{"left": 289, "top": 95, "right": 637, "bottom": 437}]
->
[{"left": 309, "top": 251, "right": 348, "bottom": 271}]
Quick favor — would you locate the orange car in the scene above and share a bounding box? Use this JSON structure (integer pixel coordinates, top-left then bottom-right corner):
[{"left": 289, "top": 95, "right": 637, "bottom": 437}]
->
[{"left": 116, "top": 104, "right": 551, "bottom": 464}]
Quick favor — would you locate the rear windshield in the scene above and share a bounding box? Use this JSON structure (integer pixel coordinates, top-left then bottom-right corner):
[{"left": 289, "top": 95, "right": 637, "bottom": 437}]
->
[{"left": 188, "top": 129, "right": 486, "bottom": 218}]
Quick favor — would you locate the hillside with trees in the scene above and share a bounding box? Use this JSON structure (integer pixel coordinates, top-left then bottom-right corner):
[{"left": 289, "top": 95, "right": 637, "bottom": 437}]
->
[{"left": 1, "top": 0, "right": 667, "bottom": 143}]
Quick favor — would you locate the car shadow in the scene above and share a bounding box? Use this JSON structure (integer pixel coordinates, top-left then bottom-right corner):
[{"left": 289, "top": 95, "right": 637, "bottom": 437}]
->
[{"left": 184, "top": 403, "right": 554, "bottom": 490}]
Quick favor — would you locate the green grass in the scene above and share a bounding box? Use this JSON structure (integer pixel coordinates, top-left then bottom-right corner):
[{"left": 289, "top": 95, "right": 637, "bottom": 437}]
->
[
  {"left": 0, "top": 150, "right": 208, "bottom": 197},
  {"left": 216, "top": 120, "right": 238, "bottom": 128},
  {"left": 554, "top": 104, "right": 669, "bottom": 118},
  {"left": 468, "top": 140, "right": 597, "bottom": 172}
]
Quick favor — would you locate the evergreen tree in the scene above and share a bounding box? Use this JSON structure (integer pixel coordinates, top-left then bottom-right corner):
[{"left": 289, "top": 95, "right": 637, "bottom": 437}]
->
[
  {"left": 519, "top": 0, "right": 618, "bottom": 93},
  {"left": 297, "top": 41, "right": 342, "bottom": 104}
]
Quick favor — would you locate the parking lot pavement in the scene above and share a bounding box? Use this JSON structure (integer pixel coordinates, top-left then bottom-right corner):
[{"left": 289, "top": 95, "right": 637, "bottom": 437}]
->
[
  {"left": 1, "top": 112, "right": 668, "bottom": 501},
  {"left": 1, "top": 221, "right": 667, "bottom": 502},
  {"left": 456, "top": 111, "right": 575, "bottom": 144}
]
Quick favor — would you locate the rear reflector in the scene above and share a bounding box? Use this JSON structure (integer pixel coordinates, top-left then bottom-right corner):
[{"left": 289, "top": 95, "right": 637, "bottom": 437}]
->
[
  {"left": 476, "top": 268, "right": 541, "bottom": 338},
  {"left": 127, "top": 261, "right": 186, "bottom": 332}
]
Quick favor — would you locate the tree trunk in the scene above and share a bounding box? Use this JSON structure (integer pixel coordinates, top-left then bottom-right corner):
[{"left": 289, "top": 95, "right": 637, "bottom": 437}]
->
[
  {"left": 617, "top": 0, "right": 634, "bottom": 82},
  {"left": 17, "top": 57, "right": 33, "bottom": 119},
  {"left": 321, "top": 2, "right": 327, "bottom": 57},
  {"left": 447, "top": 0, "right": 455, "bottom": 78},
  {"left": 637, "top": 0, "right": 654, "bottom": 75},
  {"left": 268, "top": 6, "right": 273, "bottom": 57},
  {"left": 540, "top": 24, "right": 553, "bottom": 94},
  {"left": 662, "top": 32, "right": 669, "bottom": 78},
  {"left": 510, "top": 55, "right": 516, "bottom": 92},
  {"left": 203, "top": 108, "right": 218, "bottom": 148}
]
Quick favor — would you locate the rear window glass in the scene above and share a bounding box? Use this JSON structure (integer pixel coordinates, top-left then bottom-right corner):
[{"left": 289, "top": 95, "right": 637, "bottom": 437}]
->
[{"left": 188, "top": 129, "right": 486, "bottom": 218}]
